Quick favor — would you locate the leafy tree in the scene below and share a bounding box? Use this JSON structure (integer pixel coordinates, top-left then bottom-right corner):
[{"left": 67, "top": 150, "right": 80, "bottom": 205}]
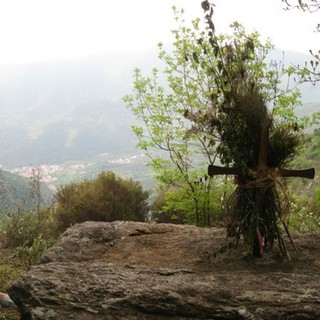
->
[
  {"left": 124, "top": 1, "right": 317, "bottom": 229},
  {"left": 54, "top": 171, "right": 149, "bottom": 232},
  {"left": 124, "top": 8, "right": 262, "bottom": 225},
  {"left": 123, "top": 38, "right": 217, "bottom": 225}
]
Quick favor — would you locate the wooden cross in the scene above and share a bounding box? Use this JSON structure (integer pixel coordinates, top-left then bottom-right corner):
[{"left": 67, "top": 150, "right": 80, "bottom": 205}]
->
[{"left": 208, "top": 120, "right": 315, "bottom": 257}]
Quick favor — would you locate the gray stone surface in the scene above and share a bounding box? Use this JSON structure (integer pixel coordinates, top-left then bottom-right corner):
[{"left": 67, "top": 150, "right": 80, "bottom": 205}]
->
[{"left": 9, "top": 221, "right": 320, "bottom": 319}]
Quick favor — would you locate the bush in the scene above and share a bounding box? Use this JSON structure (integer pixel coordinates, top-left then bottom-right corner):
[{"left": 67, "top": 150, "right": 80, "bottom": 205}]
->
[
  {"left": 314, "top": 187, "right": 320, "bottom": 213},
  {"left": 150, "top": 179, "right": 234, "bottom": 226},
  {"left": 13, "top": 235, "right": 56, "bottom": 267},
  {"left": 0, "top": 208, "right": 57, "bottom": 268},
  {"left": 0, "top": 208, "right": 56, "bottom": 248},
  {"left": 54, "top": 171, "right": 149, "bottom": 232},
  {"left": 149, "top": 187, "right": 186, "bottom": 224},
  {"left": 289, "top": 193, "right": 320, "bottom": 233}
]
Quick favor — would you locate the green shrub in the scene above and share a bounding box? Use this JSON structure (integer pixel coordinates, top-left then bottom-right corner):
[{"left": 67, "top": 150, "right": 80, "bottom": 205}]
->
[
  {"left": 149, "top": 187, "right": 186, "bottom": 224},
  {"left": 54, "top": 171, "right": 149, "bottom": 232},
  {"left": 289, "top": 193, "right": 320, "bottom": 233},
  {"left": 314, "top": 187, "right": 320, "bottom": 212},
  {"left": 0, "top": 208, "right": 57, "bottom": 267},
  {"left": 150, "top": 179, "right": 233, "bottom": 226},
  {"left": 0, "top": 208, "right": 56, "bottom": 248},
  {"left": 13, "top": 235, "right": 56, "bottom": 267}
]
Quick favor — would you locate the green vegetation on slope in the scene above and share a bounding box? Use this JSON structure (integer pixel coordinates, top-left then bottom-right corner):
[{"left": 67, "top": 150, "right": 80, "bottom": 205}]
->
[
  {"left": 284, "top": 128, "right": 320, "bottom": 232},
  {"left": 0, "top": 169, "right": 53, "bottom": 215},
  {"left": 292, "top": 128, "right": 320, "bottom": 172}
]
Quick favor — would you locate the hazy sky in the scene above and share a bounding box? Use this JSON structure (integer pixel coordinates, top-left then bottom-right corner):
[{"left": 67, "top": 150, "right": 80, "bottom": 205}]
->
[{"left": 0, "top": 0, "right": 318, "bottom": 65}]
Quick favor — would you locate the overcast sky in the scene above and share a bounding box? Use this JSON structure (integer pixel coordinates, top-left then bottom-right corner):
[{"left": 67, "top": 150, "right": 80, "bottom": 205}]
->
[{"left": 0, "top": 0, "right": 318, "bottom": 65}]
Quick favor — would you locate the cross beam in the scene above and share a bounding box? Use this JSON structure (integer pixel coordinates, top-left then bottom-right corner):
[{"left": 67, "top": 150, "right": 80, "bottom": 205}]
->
[{"left": 208, "top": 165, "right": 315, "bottom": 180}]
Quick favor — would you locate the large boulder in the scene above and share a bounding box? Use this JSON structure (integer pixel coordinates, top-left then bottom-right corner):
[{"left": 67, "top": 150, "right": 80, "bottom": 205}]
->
[{"left": 9, "top": 221, "right": 320, "bottom": 319}]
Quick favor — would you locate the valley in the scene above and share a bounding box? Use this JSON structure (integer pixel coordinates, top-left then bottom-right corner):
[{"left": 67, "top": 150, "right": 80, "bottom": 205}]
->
[{"left": 7, "top": 151, "right": 155, "bottom": 191}]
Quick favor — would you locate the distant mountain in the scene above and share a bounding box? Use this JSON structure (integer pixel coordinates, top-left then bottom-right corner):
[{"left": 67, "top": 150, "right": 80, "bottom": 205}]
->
[
  {"left": 0, "top": 48, "right": 318, "bottom": 169},
  {"left": 0, "top": 51, "right": 161, "bottom": 168}
]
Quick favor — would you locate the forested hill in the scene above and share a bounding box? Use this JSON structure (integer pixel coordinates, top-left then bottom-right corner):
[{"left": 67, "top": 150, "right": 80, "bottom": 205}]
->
[
  {"left": 0, "top": 49, "right": 318, "bottom": 169},
  {"left": 0, "top": 169, "right": 53, "bottom": 214},
  {"left": 293, "top": 128, "right": 320, "bottom": 172}
]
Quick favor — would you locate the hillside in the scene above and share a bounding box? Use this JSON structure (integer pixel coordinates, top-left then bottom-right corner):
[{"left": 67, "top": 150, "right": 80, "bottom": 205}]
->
[
  {"left": 0, "top": 169, "right": 53, "bottom": 214},
  {"left": 0, "top": 49, "right": 162, "bottom": 168},
  {"left": 294, "top": 128, "right": 320, "bottom": 170},
  {"left": 289, "top": 128, "right": 320, "bottom": 196}
]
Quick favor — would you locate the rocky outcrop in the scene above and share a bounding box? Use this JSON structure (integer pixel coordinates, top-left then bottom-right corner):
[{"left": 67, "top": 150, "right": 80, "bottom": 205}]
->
[{"left": 9, "top": 221, "right": 320, "bottom": 319}]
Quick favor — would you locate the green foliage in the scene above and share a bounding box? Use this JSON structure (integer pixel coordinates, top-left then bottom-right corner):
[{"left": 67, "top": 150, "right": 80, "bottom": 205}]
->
[
  {"left": 285, "top": 128, "right": 320, "bottom": 233},
  {"left": 124, "top": 1, "right": 318, "bottom": 245},
  {"left": 299, "top": 128, "right": 320, "bottom": 163},
  {"left": 314, "top": 187, "right": 320, "bottom": 210},
  {"left": 289, "top": 128, "right": 320, "bottom": 191},
  {"left": 0, "top": 169, "right": 53, "bottom": 215},
  {"left": 0, "top": 207, "right": 57, "bottom": 268},
  {"left": 13, "top": 235, "right": 56, "bottom": 267},
  {"left": 0, "top": 208, "right": 56, "bottom": 249},
  {"left": 149, "top": 187, "right": 186, "bottom": 224},
  {"left": 289, "top": 192, "right": 320, "bottom": 233},
  {"left": 0, "top": 165, "right": 57, "bottom": 268},
  {"left": 151, "top": 177, "right": 234, "bottom": 226},
  {"left": 124, "top": 8, "right": 275, "bottom": 225},
  {"left": 54, "top": 171, "right": 149, "bottom": 232}
]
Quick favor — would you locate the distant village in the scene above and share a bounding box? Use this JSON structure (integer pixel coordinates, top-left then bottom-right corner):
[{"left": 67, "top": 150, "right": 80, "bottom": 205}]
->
[{"left": 7, "top": 154, "right": 145, "bottom": 190}]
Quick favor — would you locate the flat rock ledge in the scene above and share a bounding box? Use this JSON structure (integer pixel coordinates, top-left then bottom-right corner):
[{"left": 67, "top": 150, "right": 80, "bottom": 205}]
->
[{"left": 9, "top": 221, "right": 320, "bottom": 320}]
